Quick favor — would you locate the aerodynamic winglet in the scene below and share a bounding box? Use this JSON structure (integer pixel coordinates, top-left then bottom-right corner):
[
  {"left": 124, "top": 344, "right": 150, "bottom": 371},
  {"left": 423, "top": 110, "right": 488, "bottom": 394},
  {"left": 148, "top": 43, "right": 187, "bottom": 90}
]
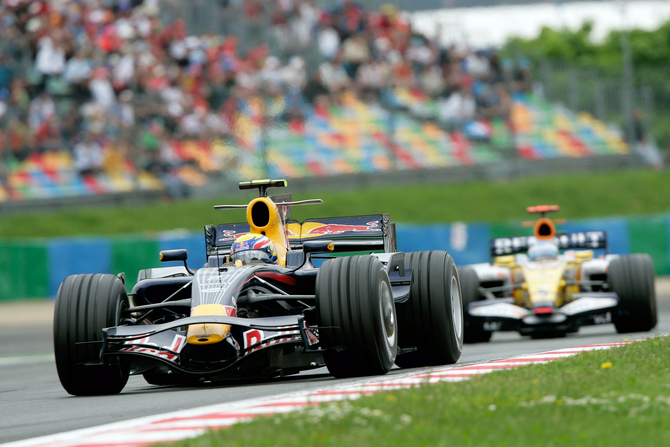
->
[{"left": 213, "top": 204, "right": 248, "bottom": 210}]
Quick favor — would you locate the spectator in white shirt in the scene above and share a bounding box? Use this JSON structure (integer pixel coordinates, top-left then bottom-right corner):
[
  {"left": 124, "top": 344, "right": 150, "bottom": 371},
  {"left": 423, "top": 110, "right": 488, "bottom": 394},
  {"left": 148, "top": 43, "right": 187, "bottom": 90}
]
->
[
  {"left": 179, "top": 105, "right": 207, "bottom": 136},
  {"left": 73, "top": 133, "right": 105, "bottom": 175},
  {"left": 318, "top": 25, "right": 340, "bottom": 60},
  {"left": 115, "top": 90, "right": 135, "bottom": 129},
  {"left": 318, "top": 54, "right": 350, "bottom": 97},
  {"left": 283, "top": 56, "right": 307, "bottom": 91},
  {"left": 35, "top": 36, "right": 66, "bottom": 77},
  {"left": 439, "top": 80, "right": 476, "bottom": 128},
  {"left": 341, "top": 33, "right": 371, "bottom": 79},
  {"left": 89, "top": 67, "right": 116, "bottom": 111},
  {"left": 113, "top": 46, "right": 135, "bottom": 90},
  {"left": 63, "top": 50, "right": 92, "bottom": 85},
  {"left": 259, "top": 56, "right": 285, "bottom": 95},
  {"left": 465, "top": 51, "right": 491, "bottom": 80},
  {"left": 28, "top": 91, "right": 55, "bottom": 131}
]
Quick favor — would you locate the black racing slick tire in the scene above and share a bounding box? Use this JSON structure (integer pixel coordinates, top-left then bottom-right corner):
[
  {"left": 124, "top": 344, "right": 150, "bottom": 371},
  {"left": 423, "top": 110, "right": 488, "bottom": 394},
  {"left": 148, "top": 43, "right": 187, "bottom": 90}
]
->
[
  {"left": 316, "top": 256, "right": 397, "bottom": 378},
  {"left": 395, "top": 251, "right": 463, "bottom": 368},
  {"left": 609, "top": 254, "right": 658, "bottom": 333},
  {"left": 460, "top": 267, "right": 493, "bottom": 344},
  {"left": 54, "top": 274, "right": 131, "bottom": 396}
]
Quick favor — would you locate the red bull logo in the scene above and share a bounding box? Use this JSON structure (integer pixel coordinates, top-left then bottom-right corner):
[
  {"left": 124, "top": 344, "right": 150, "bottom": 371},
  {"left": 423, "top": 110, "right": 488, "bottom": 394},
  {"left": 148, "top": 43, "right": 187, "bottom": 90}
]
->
[
  {"left": 301, "top": 221, "right": 381, "bottom": 237},
  {"left": 227, "top": 221, "right": 383, "bottom": 242},
  {"left": 285, "top": 227, "right": 300, "bottom": 238},
  {"left": 218, "top": 229, "right": 247, "bottom": 243}
]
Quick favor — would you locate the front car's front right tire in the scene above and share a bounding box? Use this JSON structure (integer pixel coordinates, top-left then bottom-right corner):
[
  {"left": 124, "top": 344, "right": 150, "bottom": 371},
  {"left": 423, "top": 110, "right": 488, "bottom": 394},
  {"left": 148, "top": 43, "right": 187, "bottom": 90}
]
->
[{"left": 54, "top": 274, "right": 130, "bottom": 396}]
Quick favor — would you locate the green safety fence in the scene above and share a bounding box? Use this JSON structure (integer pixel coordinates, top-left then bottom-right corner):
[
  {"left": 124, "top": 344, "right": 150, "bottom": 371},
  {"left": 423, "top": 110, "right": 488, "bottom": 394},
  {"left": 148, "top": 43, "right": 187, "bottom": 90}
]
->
[
  {"left": 1, "top": 213, "right": 669, "bottom": 301},
  {"left": 628, "top": 216, "right": 670, "bottom": 276},
  {"left": 111, "top": 236, "right": 162, "bottom": 292},
  {"left": 0, "top": 241, "right": 49, "bottom": 300}
]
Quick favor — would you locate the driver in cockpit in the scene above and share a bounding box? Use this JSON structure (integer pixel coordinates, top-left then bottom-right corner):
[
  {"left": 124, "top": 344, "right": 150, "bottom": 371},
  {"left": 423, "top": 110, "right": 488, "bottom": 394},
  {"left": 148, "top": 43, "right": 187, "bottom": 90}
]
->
[
  {"left": 528, "top": 241, "right": 559, "bottom": 262},
  {"left": 230, "top": 233, "right": 278, "bottom": 264}
]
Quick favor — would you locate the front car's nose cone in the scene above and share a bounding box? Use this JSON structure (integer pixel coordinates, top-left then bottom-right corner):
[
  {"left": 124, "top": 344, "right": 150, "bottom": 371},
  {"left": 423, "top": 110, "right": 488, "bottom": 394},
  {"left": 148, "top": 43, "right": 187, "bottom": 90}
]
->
[{"left": 186, "top": 304, "right": 231, "bottom": 345}]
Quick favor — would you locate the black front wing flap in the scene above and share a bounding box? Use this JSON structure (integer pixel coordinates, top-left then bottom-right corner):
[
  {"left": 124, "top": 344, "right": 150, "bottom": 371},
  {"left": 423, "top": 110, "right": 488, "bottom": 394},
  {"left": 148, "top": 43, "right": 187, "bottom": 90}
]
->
[{"left": 102, "top": 314, "right": 322, "bottom": 376}]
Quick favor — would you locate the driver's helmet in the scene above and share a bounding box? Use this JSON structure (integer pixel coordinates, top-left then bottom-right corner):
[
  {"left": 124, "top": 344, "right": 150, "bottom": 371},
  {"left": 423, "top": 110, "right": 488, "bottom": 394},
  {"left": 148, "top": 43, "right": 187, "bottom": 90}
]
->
[
  {"left": 230, "top": 233, "right": 278, "bottom": 264},
  {"left": 528, "top": 241, "right": 559, "bottom": 262}
]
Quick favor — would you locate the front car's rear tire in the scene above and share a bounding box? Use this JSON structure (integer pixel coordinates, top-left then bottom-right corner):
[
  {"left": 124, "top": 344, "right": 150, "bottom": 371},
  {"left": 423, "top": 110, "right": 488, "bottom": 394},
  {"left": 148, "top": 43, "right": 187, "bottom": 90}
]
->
[
  {"left": 395, "top": 251, "right": 463, "bottom": 368},
  {"left": 316, "top": 256, "right": 397, "bottom": 378},
  {"left": 54, "top": 274, "right": 130, "bottom": 396}
]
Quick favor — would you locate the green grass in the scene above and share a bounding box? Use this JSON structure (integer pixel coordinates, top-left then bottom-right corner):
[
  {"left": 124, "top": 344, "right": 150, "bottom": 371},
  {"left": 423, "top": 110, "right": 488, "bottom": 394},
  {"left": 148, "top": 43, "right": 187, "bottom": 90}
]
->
[
  {"left": 1, "top": 169, "right": 670, "bottom": 238},
  {"left": 164, "top": 336, "right": 670, "bottom": 447}
]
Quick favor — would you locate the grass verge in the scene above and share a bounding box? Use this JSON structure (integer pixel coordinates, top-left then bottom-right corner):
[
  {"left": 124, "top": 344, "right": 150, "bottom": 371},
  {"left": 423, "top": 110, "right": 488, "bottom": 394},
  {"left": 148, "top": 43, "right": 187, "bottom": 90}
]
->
[
  {"left": 1, "top": 169, "right": 669, "bottom": 238},
  {"left": 164, "top": 336, "right": 670, "bottom": 447}
]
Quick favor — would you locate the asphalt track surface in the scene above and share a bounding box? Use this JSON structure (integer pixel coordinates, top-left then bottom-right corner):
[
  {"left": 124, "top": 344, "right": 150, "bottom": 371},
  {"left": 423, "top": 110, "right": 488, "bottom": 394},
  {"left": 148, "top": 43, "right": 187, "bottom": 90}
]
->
[{"left": 1, "top": 282, "right": 669, "bottom": 445}]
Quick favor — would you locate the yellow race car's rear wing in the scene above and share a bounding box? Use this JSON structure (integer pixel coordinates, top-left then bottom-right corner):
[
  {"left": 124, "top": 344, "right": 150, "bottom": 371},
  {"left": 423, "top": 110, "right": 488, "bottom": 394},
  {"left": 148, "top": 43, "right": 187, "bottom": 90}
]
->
[
  {"left": 490, "top": 231, "right": 608, "bottom": 257},
  {"left": 491, "top": 204, "right": 608, "bottom": 257}
]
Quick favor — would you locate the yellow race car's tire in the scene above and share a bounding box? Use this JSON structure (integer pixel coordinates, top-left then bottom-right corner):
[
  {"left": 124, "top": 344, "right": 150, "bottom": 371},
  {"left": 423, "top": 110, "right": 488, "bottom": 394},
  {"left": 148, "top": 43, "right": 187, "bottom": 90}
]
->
[
  {"left": 460, "top": 267, "right": 493, "bottom": 344},
  {"left": 610, "top": 254, "right": 657, "bottom": 333}
]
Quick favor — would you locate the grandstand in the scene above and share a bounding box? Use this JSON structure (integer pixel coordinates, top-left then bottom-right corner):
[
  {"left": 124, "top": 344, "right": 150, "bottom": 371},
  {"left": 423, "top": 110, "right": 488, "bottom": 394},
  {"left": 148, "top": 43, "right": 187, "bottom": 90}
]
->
[{"left": 0, "top": 0, "right": 632, "bottom": 205}]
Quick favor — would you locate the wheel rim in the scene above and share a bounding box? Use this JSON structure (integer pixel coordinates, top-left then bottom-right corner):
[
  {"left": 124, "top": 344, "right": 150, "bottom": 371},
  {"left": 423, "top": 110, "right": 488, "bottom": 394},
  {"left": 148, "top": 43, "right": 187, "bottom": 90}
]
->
[
  {"left": 379, "top": 280, "right": 396, "bottom": 350},
  {"left": 451, "top": 275, "right": 463, "bottom": 344}
]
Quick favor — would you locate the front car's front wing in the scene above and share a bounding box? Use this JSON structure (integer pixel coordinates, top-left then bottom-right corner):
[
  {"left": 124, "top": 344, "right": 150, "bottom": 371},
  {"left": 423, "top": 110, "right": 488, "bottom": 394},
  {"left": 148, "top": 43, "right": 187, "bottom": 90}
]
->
[
  {"left": 102, "top": 314, "right": 323, "bottom": 379},
  {"left": 467, "top": 293, "right": 619, "bottom": 335}
]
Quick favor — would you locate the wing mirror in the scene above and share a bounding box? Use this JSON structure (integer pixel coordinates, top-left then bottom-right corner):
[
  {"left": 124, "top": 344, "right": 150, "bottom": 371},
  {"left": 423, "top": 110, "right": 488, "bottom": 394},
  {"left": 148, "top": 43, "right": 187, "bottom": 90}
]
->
[{"left": 159, "top": 249, "right": 194, "bottom": 275}]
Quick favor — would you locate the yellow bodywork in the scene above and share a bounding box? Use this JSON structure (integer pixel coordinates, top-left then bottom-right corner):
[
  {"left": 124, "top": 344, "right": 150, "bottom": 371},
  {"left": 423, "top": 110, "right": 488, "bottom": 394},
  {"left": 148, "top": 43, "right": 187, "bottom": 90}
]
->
[
  {"left": 521, "top": 261, "right": 568, "bottom": 306},
  {"left": 285, "top": 222, "right": 301, "bottom": 239},
  {"left": 494, "top": 250, "right": 595, "bottom": 308},
  {"left": 246, "top": 197, "right": 288, "bottom": 266},
  {"left": 187, "top": 304, "right": 231, "bottom": 345},
  {"left": 493, "top": 255, "right": 516, "bottom": 268}
]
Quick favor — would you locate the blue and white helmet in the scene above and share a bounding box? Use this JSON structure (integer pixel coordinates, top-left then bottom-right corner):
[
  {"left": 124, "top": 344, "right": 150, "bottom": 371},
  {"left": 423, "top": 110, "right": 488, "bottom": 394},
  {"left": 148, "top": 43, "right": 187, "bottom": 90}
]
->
[{"left": 528, "top": 241, "right": 559, "bottom": 262}]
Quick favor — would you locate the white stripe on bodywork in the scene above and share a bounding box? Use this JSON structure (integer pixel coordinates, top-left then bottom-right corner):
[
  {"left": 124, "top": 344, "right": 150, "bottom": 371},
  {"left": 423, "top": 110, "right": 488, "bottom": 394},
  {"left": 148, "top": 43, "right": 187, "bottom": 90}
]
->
[
  {"left": 193, "top": 268, "right": 248, "bottom": 306},
  {"left": 560, "top": 297, "right": 618, "bottom": 316},
  {"left": 469, "top": 302, "right": 530, "bottom": 319}
]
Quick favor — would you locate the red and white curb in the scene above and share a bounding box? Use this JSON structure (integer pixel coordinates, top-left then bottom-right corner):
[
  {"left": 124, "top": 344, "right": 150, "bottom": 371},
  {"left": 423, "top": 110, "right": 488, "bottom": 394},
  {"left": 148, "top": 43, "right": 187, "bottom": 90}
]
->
[{"left": 2, "top": 341, "right": 634, "bottom": 447}]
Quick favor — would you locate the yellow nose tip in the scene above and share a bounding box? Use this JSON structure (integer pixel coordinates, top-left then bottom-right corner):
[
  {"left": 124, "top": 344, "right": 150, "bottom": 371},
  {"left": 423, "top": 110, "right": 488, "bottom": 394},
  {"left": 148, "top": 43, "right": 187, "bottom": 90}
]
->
[{"left": 187, "top": 304, "right": 231, "bottom": 345}]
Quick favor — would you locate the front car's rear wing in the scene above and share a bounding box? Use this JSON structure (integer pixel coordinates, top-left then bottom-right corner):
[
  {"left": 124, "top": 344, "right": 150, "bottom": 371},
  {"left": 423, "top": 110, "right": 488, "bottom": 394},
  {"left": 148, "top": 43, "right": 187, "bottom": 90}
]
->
[
  {"left": 205, "top": 214, "right": 397, "bottom": 256},
  {"left": 287, "top": 214, "right": 396, "bottom": 253},
  {"left": 490, "top": 231, "right": 608, "bottom": 257}
]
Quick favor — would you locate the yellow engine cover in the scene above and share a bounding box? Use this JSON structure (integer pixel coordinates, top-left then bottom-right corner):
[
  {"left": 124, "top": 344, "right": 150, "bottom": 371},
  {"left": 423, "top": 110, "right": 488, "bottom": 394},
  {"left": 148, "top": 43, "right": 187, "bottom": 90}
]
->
[
  {"left": 521, "top": 261, "right": 568, "bottom": 306},
  {"left": 246, "top": 197, "right": 288, "bottom": 266}
]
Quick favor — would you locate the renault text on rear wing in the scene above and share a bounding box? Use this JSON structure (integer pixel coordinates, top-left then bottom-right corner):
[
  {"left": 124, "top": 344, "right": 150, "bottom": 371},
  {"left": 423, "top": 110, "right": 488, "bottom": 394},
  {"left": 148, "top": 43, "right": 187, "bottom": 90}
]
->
[{"left": 490, "top": 231, "right": 608, "bottom": 257}]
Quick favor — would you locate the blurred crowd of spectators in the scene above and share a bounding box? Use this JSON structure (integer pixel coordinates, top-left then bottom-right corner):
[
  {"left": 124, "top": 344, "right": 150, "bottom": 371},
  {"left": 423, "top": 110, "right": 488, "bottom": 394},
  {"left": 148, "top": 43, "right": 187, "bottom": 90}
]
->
[{"left": 0, "top": 0, "right": 532, "bottom": 193}]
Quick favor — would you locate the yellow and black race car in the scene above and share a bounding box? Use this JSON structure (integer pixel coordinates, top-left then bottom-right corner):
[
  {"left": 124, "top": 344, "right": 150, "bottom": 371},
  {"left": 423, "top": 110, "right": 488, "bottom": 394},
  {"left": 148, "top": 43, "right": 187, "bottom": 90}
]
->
[
  {"left": 461, "top": 205, "right": 657, "bottom": 343},
  {"left": 53, "top": 179, "right": 464, "bottom": 395}
]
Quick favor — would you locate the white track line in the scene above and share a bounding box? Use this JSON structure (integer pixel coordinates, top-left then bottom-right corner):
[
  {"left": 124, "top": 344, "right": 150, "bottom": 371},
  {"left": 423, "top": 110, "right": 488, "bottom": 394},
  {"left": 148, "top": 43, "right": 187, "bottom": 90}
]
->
[
  {"left": 1, "top": 340, "right": 636, "bottom": 447},
  {"left": 0, "top": 355, "right": 54, "bottom": 366}
]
